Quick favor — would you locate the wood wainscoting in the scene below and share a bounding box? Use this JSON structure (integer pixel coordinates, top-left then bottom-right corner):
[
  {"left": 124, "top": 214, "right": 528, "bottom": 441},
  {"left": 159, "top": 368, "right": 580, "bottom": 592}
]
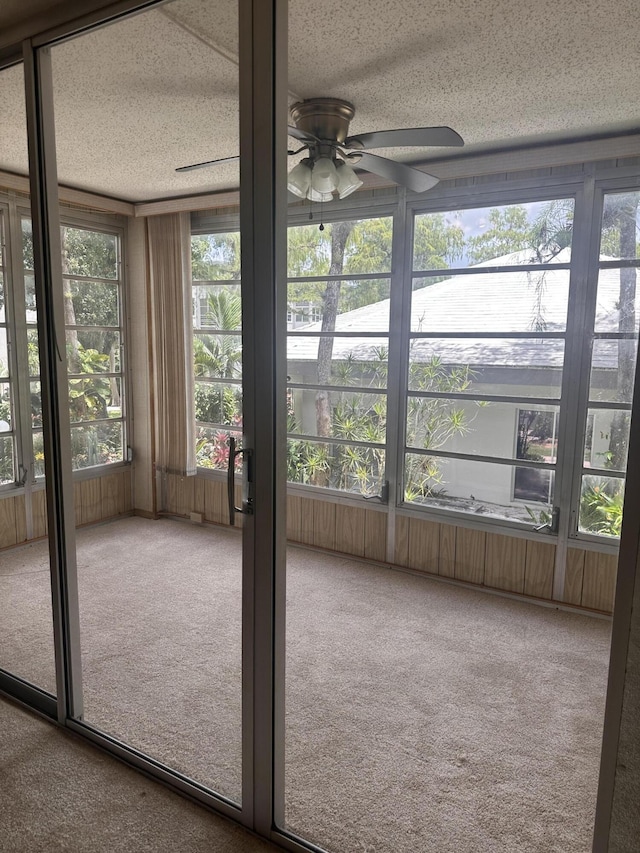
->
[
  {"left": 0, "top": 467, "right": 132, "bottom": 550},
  {"left": 163, "top": 473, "right": 618, "bottom": 615}
]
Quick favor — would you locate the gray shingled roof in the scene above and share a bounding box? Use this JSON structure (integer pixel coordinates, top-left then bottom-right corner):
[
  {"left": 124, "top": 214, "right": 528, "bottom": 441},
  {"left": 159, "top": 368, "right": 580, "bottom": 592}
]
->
[{"left": 287, "top": 249, "right": 632, "bottom": 370}]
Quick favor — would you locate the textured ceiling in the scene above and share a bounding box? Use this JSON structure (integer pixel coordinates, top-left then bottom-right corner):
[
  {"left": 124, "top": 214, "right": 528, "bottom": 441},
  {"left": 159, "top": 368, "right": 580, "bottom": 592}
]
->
[{"left": 0, "top": 0, "right": 639, "bottom": 201}]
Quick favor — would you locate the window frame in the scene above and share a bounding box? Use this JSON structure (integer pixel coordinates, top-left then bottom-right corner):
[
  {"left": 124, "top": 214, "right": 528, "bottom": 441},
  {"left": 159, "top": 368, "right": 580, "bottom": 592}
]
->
[
  {"left": 400, "top": 185, "right": 579, "bottom": 535},
  {"left": 1, "top": 197, "right": 130, "bottom": 490},
  {"left": 568, "top": 176, "right": 640, "bottom": 545},
  {"left": 0, "top": 200, "right": 20, "bottom": 490},
  {"left": 192, "top": 175, "right": 639, "bottom": 546}
]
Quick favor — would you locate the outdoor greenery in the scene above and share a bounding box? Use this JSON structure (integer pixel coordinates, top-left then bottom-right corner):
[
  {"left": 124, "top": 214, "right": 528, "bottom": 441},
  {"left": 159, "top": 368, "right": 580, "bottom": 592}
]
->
[
  {"left": 21, "top": 222, "right": 124, "bottom": 473},
  {"left": 192, "top": 217, "right": 472, "bottom": 494},
  {"left": 191, "top": 196, "right": 638, "bottom": 534}
]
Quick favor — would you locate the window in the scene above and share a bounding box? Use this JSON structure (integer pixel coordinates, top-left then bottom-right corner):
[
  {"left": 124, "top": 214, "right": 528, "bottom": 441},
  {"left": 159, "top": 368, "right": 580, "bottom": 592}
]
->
[
  {"left": 23, "top": 220, "right": 126, "bottom": 474},
  {"left": 286, "top": 216, "right": 392, "bottom": 495},
  {"left": 192, "top": 217, "right": 393, "bottom": 497},
  {"left": 191, "top": 186, "right": 639, "bottom": 543},
  {"left": 0, "top": 210, "right": 15, "bottom": 484},
  {"left": 191, "top": 231, "right": 242, "bottom": 471},
  {"left": 577, "top": 190, "right": 640, "bottom": 537},
  {"left": 403, "top": 200, "right": 573, "bottom": 524},
  {"left": 0, "top": 210, "right": 127, "bottom": 487}
]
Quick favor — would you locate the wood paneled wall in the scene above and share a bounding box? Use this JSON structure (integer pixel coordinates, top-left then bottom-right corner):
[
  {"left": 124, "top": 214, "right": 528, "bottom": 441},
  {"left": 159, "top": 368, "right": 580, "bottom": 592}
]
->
[
  {"left": 163, "top": 473, "right": 618, "bottom": 614},
  {"left": 0, "top": 467, "right": 132, "bottom": 550},
  {"left": 395, "top": 516, "right": 556, "bottom": 597}
]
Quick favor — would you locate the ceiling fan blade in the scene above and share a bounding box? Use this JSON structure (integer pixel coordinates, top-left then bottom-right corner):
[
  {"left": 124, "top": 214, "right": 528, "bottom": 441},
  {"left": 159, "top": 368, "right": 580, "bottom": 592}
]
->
[
  {"left": 346, "top": 126, "right": 464, "bottom": 149},
  {"left": 176, "top": 155, "right": 239, "bottom": 173},
  {"left": 349, "top": 151, "right": 439, "bottom": 193},
  {"left": 288, "top": 125, "right": 321, "bottom": 145}
]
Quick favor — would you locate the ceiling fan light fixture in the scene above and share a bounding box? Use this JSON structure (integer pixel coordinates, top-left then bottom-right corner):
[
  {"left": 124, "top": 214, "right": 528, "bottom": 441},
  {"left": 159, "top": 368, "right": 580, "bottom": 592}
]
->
[
  {"left": 336, "top": 160, "right": 363, "bottom": 199},
  {"left": 287, "top": 158, "right": 313, "bottom": 198},
  {"left": 307, "top": 187, "right": 334, "bottom": 203},
  {"left": 310, "top": 156, "right": 339, "bottom": 194}
]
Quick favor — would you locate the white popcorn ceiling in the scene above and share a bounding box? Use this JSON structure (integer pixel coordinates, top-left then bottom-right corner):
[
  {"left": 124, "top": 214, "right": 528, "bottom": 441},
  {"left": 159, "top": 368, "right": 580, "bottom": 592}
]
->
[{"left": 0, "top": 0, "right": 639, "bottom": 201}]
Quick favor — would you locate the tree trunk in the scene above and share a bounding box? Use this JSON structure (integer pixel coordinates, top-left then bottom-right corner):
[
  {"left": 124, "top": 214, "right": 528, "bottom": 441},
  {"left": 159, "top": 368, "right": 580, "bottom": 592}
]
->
[
  {"left": 109, "top": 344, "right": 120, "bottom": 407},
  {"left": 608, "top": 196, "right": 638, "bottom": 471},
  {"left": 313, "top": 220, "right": 354, "bottom": 486},
  {"left": 61, "top": 230, "right": 81, "bottom": 374}
]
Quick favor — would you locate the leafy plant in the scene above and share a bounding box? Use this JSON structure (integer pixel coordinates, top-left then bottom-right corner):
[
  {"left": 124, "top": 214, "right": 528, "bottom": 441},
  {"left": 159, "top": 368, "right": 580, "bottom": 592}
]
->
[{"left": 580, "top": 480, "right": 624, "bottom": 537}]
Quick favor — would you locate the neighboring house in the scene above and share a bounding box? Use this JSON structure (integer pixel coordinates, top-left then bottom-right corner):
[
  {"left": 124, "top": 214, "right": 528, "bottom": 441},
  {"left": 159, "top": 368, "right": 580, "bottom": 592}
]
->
[{"left": 287, "top": 248, "right": 628, "bottom": 512}]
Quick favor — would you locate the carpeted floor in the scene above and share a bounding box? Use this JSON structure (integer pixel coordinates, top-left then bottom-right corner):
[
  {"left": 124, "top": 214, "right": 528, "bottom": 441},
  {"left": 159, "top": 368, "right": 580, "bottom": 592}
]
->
[
  {"left": 0, "top": 694, "right": 277, "bottom": 853},
  {"left": 0, "top": 516, "right": 612, "bottom": 852}
]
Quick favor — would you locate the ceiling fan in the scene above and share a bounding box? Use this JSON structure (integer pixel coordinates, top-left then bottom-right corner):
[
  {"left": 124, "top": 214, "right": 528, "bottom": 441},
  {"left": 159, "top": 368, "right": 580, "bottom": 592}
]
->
[{"left": 176, "top": 97, "right": 464, "bottom": 200}]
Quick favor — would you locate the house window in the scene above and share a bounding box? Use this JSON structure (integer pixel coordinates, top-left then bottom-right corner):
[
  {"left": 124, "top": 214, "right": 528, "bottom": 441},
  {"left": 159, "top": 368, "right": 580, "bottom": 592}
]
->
[
  {"left": 513, "top": 408, "right": 557, "bottom": 504},
  {"left": 403, "top": 200, "right": 573, "bottom": 524}
]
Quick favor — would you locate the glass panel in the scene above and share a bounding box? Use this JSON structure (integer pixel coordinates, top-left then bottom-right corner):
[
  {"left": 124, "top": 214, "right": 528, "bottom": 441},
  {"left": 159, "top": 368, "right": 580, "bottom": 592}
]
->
[
  {"left": 194, "top": 333, "right": 242, "bottom": 379},
  {"left": 287, "top": 437, "right": 385, "bottom": 495},
  {"left": 196, "top": 425, "right": 242, "bottom": 471},
  {"left": 406, "top": 397, "right": 558, "bottom": 463},
  {"left": 0, "top": 435, "right": 14, "bottom": 484},
  {"left": 193, "top": 284, "right": 241, "bottom": 329},
  {"left": 288, "top": 387, "right": 386, "bottom": 442},
  {"left": 288, "top": 217, "right": 393, "bottom": 277},
  {"left": 579, "top": 475, "right": 625, "bottom": 537},
  {"left": 0, "top": 271, "right": 4, "bottom": 307},
  {"left": 195, "top": 381, "right": 242, "bottom": 427},
  {"left": 30, "top": 381, "right": 42, "bottom": 428},
  {"left": 192, "top": 232, "right": 241, "bottom": 281},
  {"left": 27, "top": 327, "right": 40, "bottom": 376},
  {"left": 584, "top": 408, "right": 630, "bottom": 472},
  {"left": 600, "top": 192, "right": 640, "bottom": 260},
  {"left": 61, "top": 226, "right": 118, "bottom": 279},
  {"left": 411, "top": 269, "right": 569, "bottom": 333},
  {"left": 0, "top": 332, "right": 8, "bottom": 379},
  {"left": 67, "top": 279, "right": 119, "bottom": 326},
  {"left": 53, "top": 0, "right": 242, "bottom": 805},
  {"left": 0, "top": 64, "right": 56, "bottom": 695},
  {"left": 408, "top": 338, "right": 564, "bottom": 398},
  {"left": 0, "top": 382, "right": 12, "bottom": 431},
  {"left": 69, "top": 421, "right": 123, "bottom": 469},
  {"left": 287, "top": 279, "right": 391, "bottom": 331},
  {"left": 288, "top": 335, "right": 388, "bottom": 388},
  {"left": 590, "top": 339, "right": 638, "bottom": 403},
  {"left": 32, "top": 430, "right": 45, "bottom": 478},
  {"left": 595, "top": 268, "right": 639, "bottom": 333},
  {"left": 21, "top": 218, "right": 34, "bottom": 272},
  {"left": 24, "top": 272, "right": 36, "bottom": 311},
  {"left": 67, "top": 330, "right": 121, "bottom": 373},
  {"left": 69, "top": 376, "right": 122, "bottom": 423},
  {"left": 404, "top": 453, "right": 554, "bottom": 522},
  {"left": 413, "top": 199, "right": 574, "bottom": 270}
]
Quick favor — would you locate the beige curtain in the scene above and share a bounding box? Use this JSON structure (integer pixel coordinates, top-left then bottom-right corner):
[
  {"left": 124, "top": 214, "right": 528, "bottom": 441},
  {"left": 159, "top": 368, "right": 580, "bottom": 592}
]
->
[{"left": 148, "top": 212, "right": 196, "bottom": 477}]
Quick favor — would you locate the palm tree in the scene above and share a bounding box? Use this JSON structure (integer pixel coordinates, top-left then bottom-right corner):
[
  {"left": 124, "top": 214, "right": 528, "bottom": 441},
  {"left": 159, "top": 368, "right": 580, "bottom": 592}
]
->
[{"left": 194, "top": 290, "right": 242, "bottom": 380}]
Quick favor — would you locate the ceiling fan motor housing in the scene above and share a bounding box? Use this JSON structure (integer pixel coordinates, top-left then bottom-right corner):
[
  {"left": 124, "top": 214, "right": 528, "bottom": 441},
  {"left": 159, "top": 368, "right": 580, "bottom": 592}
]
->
[{"left": 290, "top": 98, "right": 355, "bottom": 144}]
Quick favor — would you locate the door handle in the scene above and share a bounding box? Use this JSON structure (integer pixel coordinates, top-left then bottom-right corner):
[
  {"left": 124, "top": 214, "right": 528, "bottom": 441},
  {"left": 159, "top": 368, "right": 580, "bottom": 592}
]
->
[
  {"left": 363, "top": 480, "right": 389, "bottom": 504},
  {"left": 227, "top": 436, "right": 253, "bottom": 526},
  {"left": 533, "top": 506, "right": 559, "bottom": 534}
]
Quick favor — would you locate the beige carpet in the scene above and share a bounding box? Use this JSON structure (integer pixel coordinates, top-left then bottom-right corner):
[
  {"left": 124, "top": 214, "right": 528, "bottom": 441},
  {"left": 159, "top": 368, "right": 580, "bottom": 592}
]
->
[
  {"left": 0, "top": 517, "right": 612, "bottom": 853},
  {"left": 0, "top": 695, "right": 276, "bottom": 853}
]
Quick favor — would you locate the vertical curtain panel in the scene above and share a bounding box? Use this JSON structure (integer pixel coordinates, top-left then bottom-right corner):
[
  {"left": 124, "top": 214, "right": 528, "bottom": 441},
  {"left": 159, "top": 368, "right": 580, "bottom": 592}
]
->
[{"left": 148, "top": 212, "right": 196, "bottom": 477}]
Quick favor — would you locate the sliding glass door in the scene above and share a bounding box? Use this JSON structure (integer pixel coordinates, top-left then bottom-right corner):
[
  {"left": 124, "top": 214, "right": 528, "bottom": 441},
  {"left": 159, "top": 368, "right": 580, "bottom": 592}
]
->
[{"left": 13, "top": 0, "right": 288, "bottom": 831}]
